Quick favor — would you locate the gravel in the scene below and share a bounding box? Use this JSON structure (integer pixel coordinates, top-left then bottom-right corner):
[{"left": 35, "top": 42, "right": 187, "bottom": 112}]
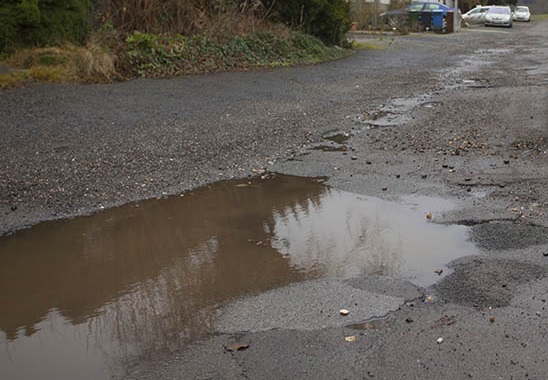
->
[{"left": 2, "top": 20, "right": 548, "bottom": 380}]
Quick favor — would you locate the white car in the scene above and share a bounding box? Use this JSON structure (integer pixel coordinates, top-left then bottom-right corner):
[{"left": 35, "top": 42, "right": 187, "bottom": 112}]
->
[
  {"left": 513, "top": 6, "right": 531, "bottom": 22},
  {"left": 484, "top": 6, "right": 513, "bottom": 28},
  {"left": 462, "top": 6, "right": 490, "bottom": 26}
]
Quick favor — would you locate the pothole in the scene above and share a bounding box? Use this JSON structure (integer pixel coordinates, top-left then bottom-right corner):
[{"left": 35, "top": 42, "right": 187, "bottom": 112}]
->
[{"left": 0, "top": 174, "right": 478, "bottom": 380}]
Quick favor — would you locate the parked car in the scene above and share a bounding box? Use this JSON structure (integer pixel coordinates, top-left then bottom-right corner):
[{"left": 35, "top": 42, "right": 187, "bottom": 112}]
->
[
  {"left": 484, "top": 6, "right": 513, "bottom": 28},
  {"left": 462, "top": 6, "right": 490, "bottom": 26},
  {"left": 513, "top": 6, "right": 531, "bottom": 22}
]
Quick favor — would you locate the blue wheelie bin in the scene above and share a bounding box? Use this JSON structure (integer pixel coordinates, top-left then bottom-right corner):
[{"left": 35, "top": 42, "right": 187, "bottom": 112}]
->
[{"left": 432, "top": 9, "right": 446, "bottom": 32}]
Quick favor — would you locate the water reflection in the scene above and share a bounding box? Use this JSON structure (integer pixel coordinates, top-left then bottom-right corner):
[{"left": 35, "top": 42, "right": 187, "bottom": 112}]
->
[
  {"left": 269, "top": 193, "right": 475, "bottom": 284},
  {"left": 0, "top": 174, "right": 477, "bottom": 380}
]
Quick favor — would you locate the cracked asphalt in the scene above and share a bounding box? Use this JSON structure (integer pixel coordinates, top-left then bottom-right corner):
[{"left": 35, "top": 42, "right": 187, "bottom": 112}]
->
[{"left": 1, "top": 20, "right": 547, "bottom": 380}]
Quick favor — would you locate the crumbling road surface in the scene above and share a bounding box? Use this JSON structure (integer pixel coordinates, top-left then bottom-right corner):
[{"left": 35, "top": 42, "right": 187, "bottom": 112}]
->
[{"left": 1, "top": 20, "right": 547, "bottom": 380}]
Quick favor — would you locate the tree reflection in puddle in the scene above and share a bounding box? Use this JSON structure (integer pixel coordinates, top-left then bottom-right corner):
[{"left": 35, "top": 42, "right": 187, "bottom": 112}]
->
[{"left": 270, "top": 191, "right": 476, "bottom": 284}]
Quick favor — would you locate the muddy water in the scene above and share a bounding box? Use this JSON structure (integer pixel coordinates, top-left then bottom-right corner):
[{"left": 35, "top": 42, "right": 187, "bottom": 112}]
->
[{"left": 0, "top": 174, "right": 477, "bottom": 380}]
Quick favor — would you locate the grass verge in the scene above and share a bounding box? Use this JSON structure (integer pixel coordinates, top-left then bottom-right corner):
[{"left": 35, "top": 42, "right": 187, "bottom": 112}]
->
[
  {"left": 0, "top": 32, "right": 353, "bottom": 89},
  {"left": 531, "top": 14, "right": 548, "bottom": 21}
]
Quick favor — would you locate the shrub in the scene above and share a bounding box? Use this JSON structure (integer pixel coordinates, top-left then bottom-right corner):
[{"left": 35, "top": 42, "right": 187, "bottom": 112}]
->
[
  {"left": 0, "top": 0, "right": 92, "bottom": 54},
  {"left": 265, "top": 0, "right": 351, "bottom": 45},
  {"left": 119, "top": 31, "right": 351, "bottom": 77}
]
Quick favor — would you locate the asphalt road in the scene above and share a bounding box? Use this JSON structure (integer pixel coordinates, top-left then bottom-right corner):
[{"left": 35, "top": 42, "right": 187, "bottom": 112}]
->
[{"left": 1, "top": 20, "right": 547, "bottom": 379}]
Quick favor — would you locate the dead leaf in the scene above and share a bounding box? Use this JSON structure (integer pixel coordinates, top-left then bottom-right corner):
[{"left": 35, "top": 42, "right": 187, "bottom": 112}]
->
[
  {"left": 225, "top": 343, "right": 250, "bottom": 352},
  {"left": 345, "top": 336, "right": 356, "bottom": 342},
  {"left": 432, "top": 315, "right": 456, "bottom": 328}
]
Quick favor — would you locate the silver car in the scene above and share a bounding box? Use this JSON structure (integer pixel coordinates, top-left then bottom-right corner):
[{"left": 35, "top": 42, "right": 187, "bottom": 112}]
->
[
  {"left": 484, "top": 6, "right": 513, "bottom": 28},
  {"left": 513, "top": 6, "right": 531, "bottom": 22},
  {"left": 462, "top": 6, "right": 490, "bottom": 26}
]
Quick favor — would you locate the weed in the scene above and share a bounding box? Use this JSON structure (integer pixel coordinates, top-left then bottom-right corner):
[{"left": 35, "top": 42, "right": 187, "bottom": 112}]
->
[
  {"left": 74, "top": 44, "right": 116, "bottom": 82},
  {"left": 28, "top": 65, "right": 68, "bottom": 82},
  {"left": 0, "top": 71, "right": 27, "bottom": 89},
  {"left": 1, "top": 43, "right": 117, "bottom": 87},
  {"left": 35, "top": 53, "right": 67, "bottom": 66}
]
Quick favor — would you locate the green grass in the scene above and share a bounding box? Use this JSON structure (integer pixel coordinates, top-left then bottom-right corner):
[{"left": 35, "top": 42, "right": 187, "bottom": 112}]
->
[
  {"left": 1, "top": 31, "right": 359, "bottom": 88},
  {"left": 531, "top": 13, "right": 548, "bottom": 21},
  {"left": 351, "top": 41, "right": 386, "bottom": 50}
]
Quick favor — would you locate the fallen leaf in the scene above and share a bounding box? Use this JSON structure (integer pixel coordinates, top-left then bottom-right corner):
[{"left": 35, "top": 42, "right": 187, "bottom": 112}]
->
[
  {"left": 225, "top": 343, "right": 250, "bottom": 352},
  {"left": 433, "top": 315, "right": 456, "bottom": 327},
  {"left": 339, "top": 309, "right": 350, "bottom": 315},
  {"left": 345, "top": 336, "right": 356, "bottom": 342}
]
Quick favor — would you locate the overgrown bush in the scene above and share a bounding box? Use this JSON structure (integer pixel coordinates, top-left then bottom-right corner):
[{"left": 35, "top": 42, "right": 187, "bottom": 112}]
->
[
  {"left": 0, "top": 0, "right": 92, "bottom": 54},
  {"left": 1, "top": 0, "right": 353, "bottom": 55},
  {"left": 264, "top": 0, "right": 351, "bottom": 45},
  {"left": 1, "top": 0, "right": 355, "bottom": 87},
  {"left": 120, "top": 31, "right": 351, "bottom": 77},
  {"left": 95, "top": 0, "right": 272, "bottom": 36}
]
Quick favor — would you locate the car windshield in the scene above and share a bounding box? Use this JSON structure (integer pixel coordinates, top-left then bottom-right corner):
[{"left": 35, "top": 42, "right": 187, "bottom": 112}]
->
[
  {"left": 409, "top": 3, "right": 424, "bottom": 11},
  {"left": 490, "top": 8, "right": 510, "bottom": 14},
  {"left": 515, "top": 8, "right": 528, "bottom": 13}
]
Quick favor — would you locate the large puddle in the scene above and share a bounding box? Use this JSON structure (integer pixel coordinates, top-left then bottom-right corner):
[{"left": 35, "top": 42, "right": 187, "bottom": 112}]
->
[{"left": 0, "top": 174, "right": 477, "bottom": 379}]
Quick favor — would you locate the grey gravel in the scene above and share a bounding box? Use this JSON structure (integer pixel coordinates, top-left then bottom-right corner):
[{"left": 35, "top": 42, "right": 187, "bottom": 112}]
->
[{"left": 2, "top": 20, "right": 548, "bottom": 380}]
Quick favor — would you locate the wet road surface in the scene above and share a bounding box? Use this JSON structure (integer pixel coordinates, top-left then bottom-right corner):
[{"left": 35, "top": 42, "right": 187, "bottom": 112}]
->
[{"left": 1, "top": 20, "right": 548, "bottom": 380}]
